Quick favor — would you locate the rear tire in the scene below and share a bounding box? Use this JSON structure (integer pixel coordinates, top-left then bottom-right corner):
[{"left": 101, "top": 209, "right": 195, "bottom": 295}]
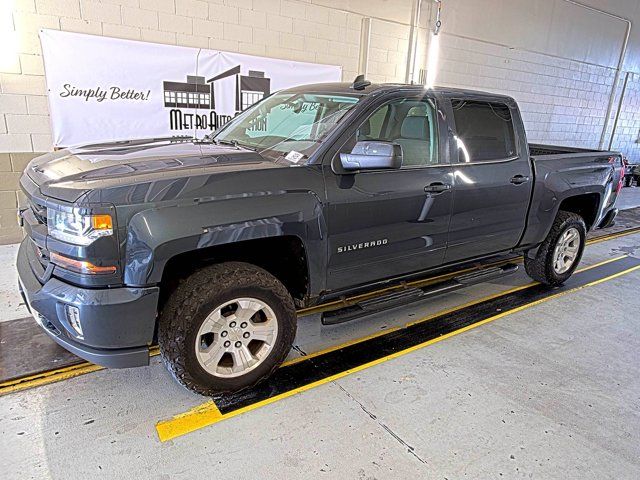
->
[
  {"left": 524, "top": 211, "right": 586, "bottom": 286},
  {"left": 158, "top": 262, "right": 297, "bottom": 396}
]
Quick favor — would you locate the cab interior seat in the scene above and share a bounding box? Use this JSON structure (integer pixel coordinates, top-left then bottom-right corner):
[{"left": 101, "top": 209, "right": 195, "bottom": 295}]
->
[{"left": 394, "top": 115, "right": 432, "bottom": 166}]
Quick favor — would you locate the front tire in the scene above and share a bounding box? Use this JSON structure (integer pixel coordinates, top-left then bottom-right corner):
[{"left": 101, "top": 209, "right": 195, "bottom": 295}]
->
[
  {"left": 524, "top": 211, "right": 586, "bottom": 286},
  {"left": 158, "top": 262, "right": 297, "bottom": 396}
]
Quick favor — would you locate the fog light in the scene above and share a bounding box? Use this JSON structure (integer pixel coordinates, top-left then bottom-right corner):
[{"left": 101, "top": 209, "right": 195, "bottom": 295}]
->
[{"left": 65, "top": 305, "right": 83, "bottom": 337}]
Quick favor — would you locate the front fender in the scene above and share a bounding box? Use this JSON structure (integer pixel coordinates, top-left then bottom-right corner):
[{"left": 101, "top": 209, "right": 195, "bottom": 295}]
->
[{"left": 124, "top": 191, "right": 326, "bottom": 291}]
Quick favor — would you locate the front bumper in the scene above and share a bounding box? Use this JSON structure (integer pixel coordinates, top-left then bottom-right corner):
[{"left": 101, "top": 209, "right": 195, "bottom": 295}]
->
[{"left": 17, "top": 238, "right": 160, "bottom": 368}]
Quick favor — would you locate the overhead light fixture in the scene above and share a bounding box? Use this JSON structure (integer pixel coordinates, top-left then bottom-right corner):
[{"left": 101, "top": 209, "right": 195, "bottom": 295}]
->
[{"left": 425, "top": 0, "right": 442, "bottom": 89}]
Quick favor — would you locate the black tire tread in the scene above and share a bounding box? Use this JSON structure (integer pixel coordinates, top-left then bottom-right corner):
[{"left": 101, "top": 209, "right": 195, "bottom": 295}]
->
[
  {"left": 524, "top": 211, "right": 586, "bottom": 286},
  {"left": 157, "top": 262, "right": 296, "bottom": 396}
]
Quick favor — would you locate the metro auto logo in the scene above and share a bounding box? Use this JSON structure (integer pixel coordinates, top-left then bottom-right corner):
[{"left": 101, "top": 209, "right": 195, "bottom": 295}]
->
[{"left": 163, "top": 66, "right": 271, "bottom": 132}]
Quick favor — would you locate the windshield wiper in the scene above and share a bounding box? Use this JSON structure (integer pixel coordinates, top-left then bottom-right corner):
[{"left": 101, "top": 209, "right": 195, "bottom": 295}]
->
[{"left": 211, "top": 138, "right": 257, "bottom": 151}]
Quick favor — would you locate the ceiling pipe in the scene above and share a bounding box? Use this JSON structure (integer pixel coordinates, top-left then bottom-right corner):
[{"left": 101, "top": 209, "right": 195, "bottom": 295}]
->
[
  {"left": 608, "top": 71, "right": 630, "bottom": 151},
  {"left": 561, "top": 1, "right": 632, "bottom": 150},
  {"left": 405, "top": 0, "right": 423, "bottom": 84},
  {"left": 358, "top": 17, "right": 372, "bottom": 77}
]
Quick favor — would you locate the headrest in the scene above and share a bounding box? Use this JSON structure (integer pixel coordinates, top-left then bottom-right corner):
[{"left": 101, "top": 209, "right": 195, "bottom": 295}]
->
[{"left": 400, "top": 116, "right": 428, "bottom": 140}]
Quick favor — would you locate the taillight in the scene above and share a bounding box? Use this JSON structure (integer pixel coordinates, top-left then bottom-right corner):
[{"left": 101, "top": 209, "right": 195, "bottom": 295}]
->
[
  {"left": 616, "top": 162, "right": 624, "bottom": 193},
  {"left": 607, "top": 156, "right": 625, "bottom": 193}
]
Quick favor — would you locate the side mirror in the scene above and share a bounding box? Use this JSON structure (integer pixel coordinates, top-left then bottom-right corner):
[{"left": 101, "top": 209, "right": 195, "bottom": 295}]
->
[{"left": 339, "top": 141, "right": 403, "bottom": 171}]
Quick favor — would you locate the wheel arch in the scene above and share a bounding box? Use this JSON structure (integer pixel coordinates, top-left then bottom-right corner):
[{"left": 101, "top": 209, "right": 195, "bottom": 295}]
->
[
  {"left": 157, "top": 235, "right": 312, "bottom": 311},
  {"left": 557, "top": 192, "right": 601, "bottom": 230}
]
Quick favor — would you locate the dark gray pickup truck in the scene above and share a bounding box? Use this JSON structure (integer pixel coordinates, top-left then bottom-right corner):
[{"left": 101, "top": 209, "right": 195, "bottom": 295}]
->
[{"left": 17, "top": 79, "right": 624, "bottom": 395}]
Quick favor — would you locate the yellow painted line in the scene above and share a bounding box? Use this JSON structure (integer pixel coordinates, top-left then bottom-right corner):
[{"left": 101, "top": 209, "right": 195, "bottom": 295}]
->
[
  {"left": 0, "top": 363, "right": 104, "bottom": 395},
  {"left": 0, "top": 346, "right": 160, "bottom": 397},
  {"left": 586, "top": 226, "right": 640, "bottom": 245},
  {"left": 155, "top": 257, "right": 640, "bottom": 442},
  {"left": 1, "top": 224, "right": 637, "bottom": 397},
  {"left": 572, "top": 253, "right": 629, "bottom": 272}
]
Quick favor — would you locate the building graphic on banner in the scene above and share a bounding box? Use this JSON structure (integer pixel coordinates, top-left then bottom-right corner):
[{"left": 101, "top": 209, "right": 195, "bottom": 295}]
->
[
  {"left": 163, "top": 75, "right": 212, "bottom": 109},
  {"left": 163, "top": 66, "right": 270, "bottom": 133},
  {"left": 207, "top": 66, "right": 271, "bottom": 111}
]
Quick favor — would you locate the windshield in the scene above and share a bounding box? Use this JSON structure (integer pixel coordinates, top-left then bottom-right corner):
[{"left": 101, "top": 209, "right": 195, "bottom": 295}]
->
[{"left": 211, "top": 92, "right": 361, "bottom": 163}]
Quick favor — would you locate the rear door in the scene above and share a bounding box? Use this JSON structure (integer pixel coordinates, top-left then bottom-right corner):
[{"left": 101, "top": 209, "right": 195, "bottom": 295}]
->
[
  {"left": 323, "top": 92, "right": 453, "bottom": 291},
  {"left": 444, "top": 97, "right": 533, "bottom": 263}
]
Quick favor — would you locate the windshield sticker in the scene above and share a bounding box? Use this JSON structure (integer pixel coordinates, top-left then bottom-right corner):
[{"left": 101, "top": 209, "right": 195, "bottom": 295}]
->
[{"left": 285, "top": 151, "right": 305, "bottom": 163}]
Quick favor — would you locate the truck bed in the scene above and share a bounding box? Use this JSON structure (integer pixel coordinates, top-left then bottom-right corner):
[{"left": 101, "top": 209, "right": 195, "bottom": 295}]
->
[{"left": 528, "top": 143, "right": 608, "bottom": 157}]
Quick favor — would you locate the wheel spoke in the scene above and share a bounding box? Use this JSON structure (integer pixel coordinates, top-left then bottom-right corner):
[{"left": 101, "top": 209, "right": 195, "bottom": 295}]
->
[
  {"left": 199, "top": 342, "right": 226, "bottom": 368},
  {"left": 199, "top": 310, "right": 225, "bottom": 335},
  {"left": 250, "top": 323, "right": 276, "bottom": 344},
  {"left": 231, "top": 345, "right": 255, "bottom": 372},
  {"left": 236, "top": 299, "right": 264, "bottom": 322}
]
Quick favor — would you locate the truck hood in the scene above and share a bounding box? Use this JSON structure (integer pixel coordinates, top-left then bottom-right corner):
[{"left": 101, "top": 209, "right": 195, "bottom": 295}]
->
[{"left": 26, "top": 138, "right": 284, "bottom": 202}]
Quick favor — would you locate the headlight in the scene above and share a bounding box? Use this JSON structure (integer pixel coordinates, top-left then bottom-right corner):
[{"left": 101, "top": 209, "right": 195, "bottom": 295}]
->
[{"left": 47, "top": 208, "right": 113, "bottom": 245}]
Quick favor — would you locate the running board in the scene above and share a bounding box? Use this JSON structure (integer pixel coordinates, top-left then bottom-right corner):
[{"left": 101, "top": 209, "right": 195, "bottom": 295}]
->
[{"left": 321, "top": 263, "right": 519, "bottom": 325}]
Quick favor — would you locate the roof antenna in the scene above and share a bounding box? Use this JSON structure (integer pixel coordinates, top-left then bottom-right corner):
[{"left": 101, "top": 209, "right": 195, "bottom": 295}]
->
[{"left": 351, "top": 74, "right": 371, "bottom": 91}]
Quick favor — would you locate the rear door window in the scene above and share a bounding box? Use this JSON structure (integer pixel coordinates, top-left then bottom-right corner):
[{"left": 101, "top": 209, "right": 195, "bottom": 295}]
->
[{"left": 451, "top": 100, "right": 516, "bottom": 162}]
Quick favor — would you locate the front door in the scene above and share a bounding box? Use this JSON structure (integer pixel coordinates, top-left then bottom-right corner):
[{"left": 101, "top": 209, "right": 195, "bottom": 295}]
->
[{"left": 324, "top": 94, "right": 453, "bottom": 291}]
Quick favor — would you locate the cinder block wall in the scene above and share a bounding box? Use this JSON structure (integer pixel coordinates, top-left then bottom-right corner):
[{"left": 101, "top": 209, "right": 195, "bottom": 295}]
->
[
  {"left": 609, "top": 73, "right": 640, "bottom": 161},
  {"left": 0, "top": 0, "right": 415, "bottom": 244},
  {"left": 437, "top": 34, "right": 616, "bottom": 148},
  {"left": 0, "top": 152, "right": 39, "bottom": 244}
]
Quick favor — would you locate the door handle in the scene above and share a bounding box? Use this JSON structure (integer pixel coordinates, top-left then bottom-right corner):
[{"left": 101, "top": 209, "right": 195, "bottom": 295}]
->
[
  {"left": 424, "top": 182, "right": 451, "bottom": 193},
  {"left": 510, "top": 175, "right": 530, "bottom": 185}
]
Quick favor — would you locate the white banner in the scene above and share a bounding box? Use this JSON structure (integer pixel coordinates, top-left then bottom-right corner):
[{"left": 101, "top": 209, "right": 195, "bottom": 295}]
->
[{"left": 39, "top": 30, "right": 342, "bottom": 147}]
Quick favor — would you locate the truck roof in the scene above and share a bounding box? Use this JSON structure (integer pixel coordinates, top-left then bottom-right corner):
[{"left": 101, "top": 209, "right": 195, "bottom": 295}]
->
[{"left": 283, "top": 82, "right": 516, "bottom": 102}]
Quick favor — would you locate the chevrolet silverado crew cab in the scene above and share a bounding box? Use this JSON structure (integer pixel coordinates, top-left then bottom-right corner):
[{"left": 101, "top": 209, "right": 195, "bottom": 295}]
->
[{"left": 17, "top": 79, "right": 624, "bottom": 395}]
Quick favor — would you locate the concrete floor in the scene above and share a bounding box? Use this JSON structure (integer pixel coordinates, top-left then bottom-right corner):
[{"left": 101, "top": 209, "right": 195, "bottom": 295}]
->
[
  {"left": 0, "top": 243, "right": 22, "bottom": 323},
  {"left": 615, "top": 184, "right": 640, "bottom": 211},
  {"left": 1, "top": 226, "right": 639, "bottom": 478}
]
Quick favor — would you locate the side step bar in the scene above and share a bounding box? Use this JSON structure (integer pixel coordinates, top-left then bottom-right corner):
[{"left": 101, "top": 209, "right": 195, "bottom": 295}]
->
[{"left": 321, "top": 263, "right": 519, "bottom": 325}]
